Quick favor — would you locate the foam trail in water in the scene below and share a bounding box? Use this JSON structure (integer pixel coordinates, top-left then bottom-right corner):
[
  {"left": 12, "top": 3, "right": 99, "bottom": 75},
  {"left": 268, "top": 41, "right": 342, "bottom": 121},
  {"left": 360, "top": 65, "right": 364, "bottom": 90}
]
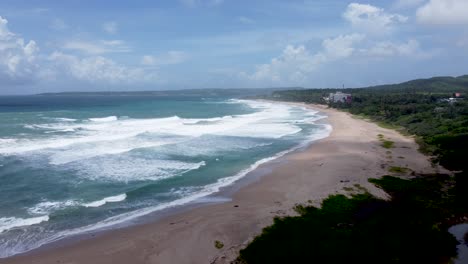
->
[
  {"left": 28, "top": 201, "right": 78, "bottom": 215},
  {"left": 52, "top": 118, "right": 77, "bottom": 122},
  {"left": 27, "top": 194, "right": 127, "bottom": 215},
  {"left": 88, "top": 116, "right": 118, "bottom": 122},
  {"left": 0, "top": 216, "right": 49, "bottom": 233},
  {"left": 68, "top": 158, "right": 206, "bottom": 182},
  {"left": 83, "top": 194, "right": 127, "bottom": 208}
]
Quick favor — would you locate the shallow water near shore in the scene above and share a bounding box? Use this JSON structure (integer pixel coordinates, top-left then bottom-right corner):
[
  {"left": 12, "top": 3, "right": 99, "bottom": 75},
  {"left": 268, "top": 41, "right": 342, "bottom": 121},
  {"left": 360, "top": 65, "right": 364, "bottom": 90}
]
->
[{"left": 0, "top": 95, "right": 330, "bottom": 258}]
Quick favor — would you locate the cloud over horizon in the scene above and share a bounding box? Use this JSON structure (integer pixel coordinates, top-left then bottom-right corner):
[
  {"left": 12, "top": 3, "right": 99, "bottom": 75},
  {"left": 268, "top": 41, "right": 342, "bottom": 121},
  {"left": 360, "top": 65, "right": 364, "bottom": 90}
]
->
[
  {"left": 0, "top": 0, "right": 466, "bottom": 94},
  {"left": 0, "top": 16, "right": 39, "bottom": 84}
]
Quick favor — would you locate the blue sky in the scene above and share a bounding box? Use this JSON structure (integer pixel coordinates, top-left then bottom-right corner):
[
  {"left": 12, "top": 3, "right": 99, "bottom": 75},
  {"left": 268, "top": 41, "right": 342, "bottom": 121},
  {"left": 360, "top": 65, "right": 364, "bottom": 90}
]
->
[{"left": 0, "top": 0, "right": 467, "bottom": 94}]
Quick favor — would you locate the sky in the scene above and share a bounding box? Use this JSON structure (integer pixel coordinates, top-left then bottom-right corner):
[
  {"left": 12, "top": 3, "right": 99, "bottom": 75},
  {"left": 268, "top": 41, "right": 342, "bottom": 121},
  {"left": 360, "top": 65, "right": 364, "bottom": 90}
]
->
[{"left": 0, "top": 0, "right": 467, "bottom": 94}]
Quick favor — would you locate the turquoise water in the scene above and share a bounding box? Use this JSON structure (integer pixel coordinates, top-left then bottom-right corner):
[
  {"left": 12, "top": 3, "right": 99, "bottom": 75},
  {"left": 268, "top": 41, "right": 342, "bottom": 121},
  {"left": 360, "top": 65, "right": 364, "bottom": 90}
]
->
[{"left": 0, "top": 95, "right": 330, "bottom": 257}]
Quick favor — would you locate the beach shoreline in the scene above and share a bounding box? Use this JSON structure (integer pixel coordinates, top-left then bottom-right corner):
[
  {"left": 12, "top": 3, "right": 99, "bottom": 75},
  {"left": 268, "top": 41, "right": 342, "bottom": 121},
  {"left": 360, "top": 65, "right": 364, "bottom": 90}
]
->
[{"left": 1, "top": 102, "right": 443, "bottom": 264}]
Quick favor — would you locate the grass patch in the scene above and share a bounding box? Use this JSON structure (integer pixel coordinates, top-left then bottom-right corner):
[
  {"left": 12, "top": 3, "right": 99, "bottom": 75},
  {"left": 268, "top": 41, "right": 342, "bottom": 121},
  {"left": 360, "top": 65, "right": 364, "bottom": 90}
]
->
[
  {"left": 388, "top": 166, "right": 410, "bottom": 174},
  {"left": 377, "top": 121, "right": 401, "bottom": 130},
  {"left": 237, "top": 175, "right": 462, "bottom": 264},
  {"left": 343, "top": 187, "right": 354, "bottom": 192},
  {"left": 381, "top": 140, "right": 394, "bottom": 149},
  {"left": 214, "top": 240, "right": 224, "bottom": 249}
]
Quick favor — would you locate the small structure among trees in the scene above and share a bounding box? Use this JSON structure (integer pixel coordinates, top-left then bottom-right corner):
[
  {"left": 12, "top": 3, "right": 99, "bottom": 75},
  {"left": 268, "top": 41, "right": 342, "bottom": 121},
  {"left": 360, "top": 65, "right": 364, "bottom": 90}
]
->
[{"left": 328, "top": 92, "right": 352, "bottom": 103}]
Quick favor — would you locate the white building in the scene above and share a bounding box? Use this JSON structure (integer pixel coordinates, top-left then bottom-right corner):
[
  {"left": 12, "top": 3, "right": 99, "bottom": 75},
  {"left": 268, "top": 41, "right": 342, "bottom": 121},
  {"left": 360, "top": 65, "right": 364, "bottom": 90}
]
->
[{"left": 329, "top": 92, "right": 352, "bottom": 103}]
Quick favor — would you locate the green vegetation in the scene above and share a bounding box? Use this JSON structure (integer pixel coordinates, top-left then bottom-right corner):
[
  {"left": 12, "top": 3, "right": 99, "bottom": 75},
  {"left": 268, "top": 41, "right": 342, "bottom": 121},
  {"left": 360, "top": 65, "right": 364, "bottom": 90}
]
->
[
  {"left": 215, "top": 240, "right": 224, "bottom": 249},
  {"left": 378, "top": 134, "right": 395, "bottom": 149},
  {"left": 388, "top": 166, "right": 410, "bottom": 174},
  {"left": 381, "top": 140, "right": 395, "bottom": 149},
  {"left": 237, "top": 175, "right": 465, "bottom": 264},
  {"left": 239, "top": 75, "right": 468, "bottom": 263}
]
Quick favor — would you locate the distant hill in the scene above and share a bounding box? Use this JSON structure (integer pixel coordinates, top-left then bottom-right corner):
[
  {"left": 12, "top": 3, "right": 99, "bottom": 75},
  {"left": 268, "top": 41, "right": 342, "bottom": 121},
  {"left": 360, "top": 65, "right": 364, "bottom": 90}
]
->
[
  {"left": 363, "top": 75, "right": 468, "bottom": 93},
  {"left": 253, "top": 74, "right": 468, "bottom": 103}
]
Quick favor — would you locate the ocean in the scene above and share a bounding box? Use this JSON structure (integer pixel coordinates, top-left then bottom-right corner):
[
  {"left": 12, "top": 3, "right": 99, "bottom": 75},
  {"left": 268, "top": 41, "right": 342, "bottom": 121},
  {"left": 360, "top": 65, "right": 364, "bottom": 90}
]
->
[{"left": 0, "top": 94, "right": 331, "bottom": 257}]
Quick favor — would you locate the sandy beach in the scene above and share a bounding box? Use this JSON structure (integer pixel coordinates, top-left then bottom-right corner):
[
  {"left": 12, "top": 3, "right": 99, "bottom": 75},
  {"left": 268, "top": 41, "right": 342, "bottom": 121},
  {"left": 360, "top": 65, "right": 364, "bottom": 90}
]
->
[{"left": 1, "top": 103, "right": 444, "bottom": 264}]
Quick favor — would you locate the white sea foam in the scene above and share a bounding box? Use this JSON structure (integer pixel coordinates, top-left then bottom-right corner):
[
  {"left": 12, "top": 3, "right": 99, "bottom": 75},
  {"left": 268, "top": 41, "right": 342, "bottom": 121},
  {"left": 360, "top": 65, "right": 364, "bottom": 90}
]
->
[
  {"left": 28, "top": 200, "right": 78, "bottom": 215},
  {"left": 0, "top": 216, "right": 49, "bottom": 233},
  {"left": 53, "top": 118, "right": 77, "bottom": 122},
  {"left": 28, "top": 121, "right": 331, "bottom": 243},
  {"left": 27, "top": 194, "right": 127, "bottom": 215},
  {"left": 70, "top": 157, "right": 206, "bottom": 182},
  {"left": 88, "top": 116, "right": 118, "bottom": 122},
  {"left": 0, "top": 138, "right": 16, "bottom": 144},
  {"left": 83, "top": 194, "right": 127, "bottom": 208},
  {"left": 0, "top": 100, "right": 303, "bottom": 164},
  {"left": 23, "top": 125, "right": 40, "bottom": 130}
]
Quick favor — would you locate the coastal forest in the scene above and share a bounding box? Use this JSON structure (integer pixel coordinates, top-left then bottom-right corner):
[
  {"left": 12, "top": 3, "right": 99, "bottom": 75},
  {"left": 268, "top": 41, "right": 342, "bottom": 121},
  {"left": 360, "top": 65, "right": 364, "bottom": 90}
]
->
[{"left": 238, "top": 75, "right": 468, "bottom": 263}]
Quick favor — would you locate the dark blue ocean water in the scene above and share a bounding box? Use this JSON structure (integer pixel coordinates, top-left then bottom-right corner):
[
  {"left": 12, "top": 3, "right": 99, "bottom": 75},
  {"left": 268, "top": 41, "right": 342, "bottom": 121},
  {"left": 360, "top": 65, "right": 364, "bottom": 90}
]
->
[{"left": 0, "top": 94, "right": 330, "bottom": 257}]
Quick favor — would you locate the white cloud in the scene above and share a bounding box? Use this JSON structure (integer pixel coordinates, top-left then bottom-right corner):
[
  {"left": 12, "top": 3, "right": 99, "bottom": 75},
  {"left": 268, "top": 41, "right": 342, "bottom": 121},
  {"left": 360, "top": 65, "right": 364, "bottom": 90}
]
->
[
  {"left": 102, "top": 21, "right": 118, "bottom": 34},
  {"left": 343, "top": 3, "right": 407, "bottom": 34},
  {"left": 243, "top": 33, "right": 432, "bottom": 84},
  {"left": 321, "top": 34, "right": 366, "bottom": 60},
  {"left": 246, "top": 34, "right": 364, "bottom": 83},
  {"left": 50, "top": 18, "right": 68, "bottom": 31},
  {"left": 365, "top": 39, "right": 426, "bottom": 57},
  {"left": 141, "top": 51, "right": 188, "bottom": 66},
  {"left": 49, "top": 52, "right": 157, "bottom": 83},
  {"left": 63, "top": 40, "right": 131, "bottom": 54},
  {"left": 0, "top": 16, "right": 39, "bottom": 83},
  {"left": 141, "top": 55, "right": 156, "bottom": 66},
  {"left": 0, "top": 15, "right": 163, "bottom": 87},
  {"left": 393, "top": 0, "right": 425, "bottom": 9},
  {"left": 416, "top": 0, "right": 468, "bottom": 25},
  {"left": 247, "top": 45, "right": 313, "bottom": 83},
  {"left": 238, "top": 16, "right": 255, "bottom": 24}
]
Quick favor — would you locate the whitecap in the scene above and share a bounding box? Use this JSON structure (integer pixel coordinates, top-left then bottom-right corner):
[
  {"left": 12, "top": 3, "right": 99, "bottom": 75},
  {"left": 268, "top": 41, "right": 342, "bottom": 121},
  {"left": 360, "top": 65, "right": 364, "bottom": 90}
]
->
[
  {"left": 52, "top": 118, "right": 77, "bottom": 122},
  {"left": 0, "top": 216, "right": 49, "bottom": 233},
  {"left": 0, "top": 138, "right": 16, "bottom": 144},
  {"left": 88, "top": 116, "right": 118, "bottom": 122},
  {"left": 83, "top": 194, "right": 127, "bottom": 208},
  {"left": 28, "top": 200, "right": 78, "bottom": 215}
]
